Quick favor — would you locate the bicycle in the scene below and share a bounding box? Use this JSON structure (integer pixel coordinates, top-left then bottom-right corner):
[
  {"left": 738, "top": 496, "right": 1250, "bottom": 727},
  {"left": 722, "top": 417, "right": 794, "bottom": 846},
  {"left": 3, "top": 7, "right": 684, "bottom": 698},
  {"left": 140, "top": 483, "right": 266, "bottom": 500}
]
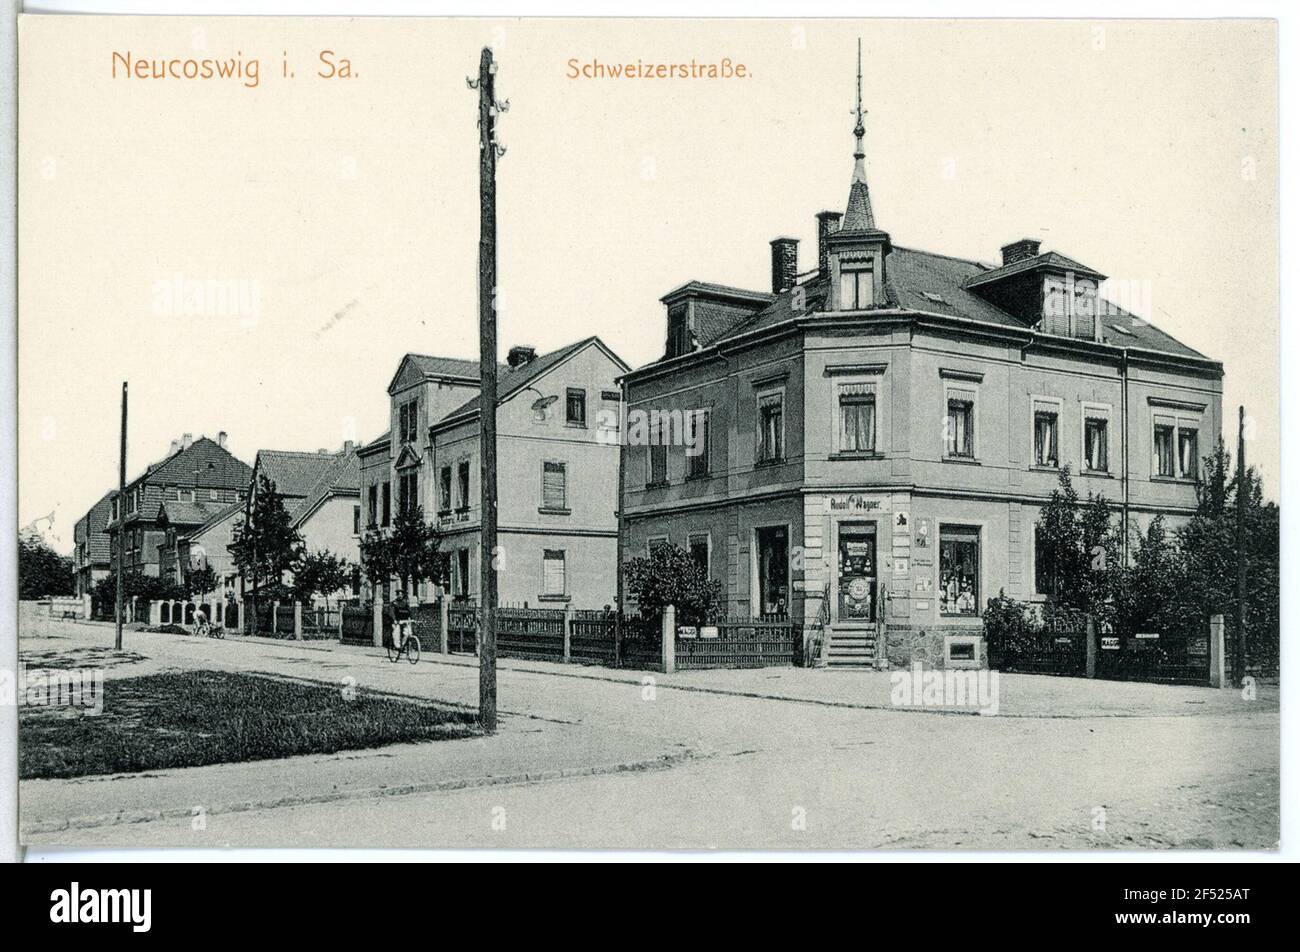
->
[
  {"left": 194, "top": 617, "right": 223, "bottom": 640},
  {"left": 386, "top": 619, "right": 421, "bottom": 664}
]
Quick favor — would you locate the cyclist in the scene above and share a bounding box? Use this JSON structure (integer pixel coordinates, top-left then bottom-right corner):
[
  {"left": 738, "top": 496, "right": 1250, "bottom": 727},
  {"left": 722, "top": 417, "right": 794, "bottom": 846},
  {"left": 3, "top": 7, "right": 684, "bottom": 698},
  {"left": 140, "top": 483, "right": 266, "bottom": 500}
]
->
[{"left": 193, "top": 605, "right": 210, "bottom": 638}]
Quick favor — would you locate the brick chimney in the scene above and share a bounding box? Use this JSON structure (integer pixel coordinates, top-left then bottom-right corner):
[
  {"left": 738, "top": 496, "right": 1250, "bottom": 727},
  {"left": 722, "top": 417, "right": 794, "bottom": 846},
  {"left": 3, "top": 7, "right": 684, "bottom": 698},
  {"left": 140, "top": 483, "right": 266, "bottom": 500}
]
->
[
  {"left": 343, "top": 440, "right": 355, "bottom": 454},
  {"left": 169, "top": 438, "right": 180, "bottom": 455},
  {"left": 770, "top": 237, "right": 799, "bottom": 293},
  {"left": 507, "top": 345, "right": 536, "bottom": 368},
  {"left": 816, "top": 211, "right": 842, "bottom": 275},
  {"left": 1000, "top": 238, "right": 1042, "bottom": 266},
  {"left": 217, "top": 431, "right": 228, "bottom": 449},
  {"left": 181, "top": 433, "right": 193, "bottom": 450}
]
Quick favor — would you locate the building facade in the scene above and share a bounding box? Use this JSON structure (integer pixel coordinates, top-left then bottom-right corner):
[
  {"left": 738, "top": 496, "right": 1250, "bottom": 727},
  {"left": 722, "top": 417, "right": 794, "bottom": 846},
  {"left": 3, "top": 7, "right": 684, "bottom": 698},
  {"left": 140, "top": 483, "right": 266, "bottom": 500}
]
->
[
  {"left": 104, "top": 433, "right": 252, "bottom": 578},
  {"left": 73, "top": 491, "right": 114, "bottom": 597},
  {"left": 619, "top": 69, "right": 1223, "bottom": 668},
  {"left": 361, "top": 338, "right": 628, "bottom": 608}
]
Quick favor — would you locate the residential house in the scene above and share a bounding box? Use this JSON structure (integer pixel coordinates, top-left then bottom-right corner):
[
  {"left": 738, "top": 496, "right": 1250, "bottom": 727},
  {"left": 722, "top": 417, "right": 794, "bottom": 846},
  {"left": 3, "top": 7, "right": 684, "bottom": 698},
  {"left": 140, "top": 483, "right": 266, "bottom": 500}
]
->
[
  {"left": 157, "top": 499, "right": 244, "bottom": 597},
  {"left": 619, "top": 60, "right": 1223, "bottom": 668},
  {"left": 246, "top": 445, "right": 362, "bottom": 602},
  {"left": 104, "top": 433, "right": 252, "bottom": 578},
  {"left": 361, "top": 338, "right": 628, "bottom": 607},
  {"left": 73, "top": 491, "right": 114, "bottom": 597}
]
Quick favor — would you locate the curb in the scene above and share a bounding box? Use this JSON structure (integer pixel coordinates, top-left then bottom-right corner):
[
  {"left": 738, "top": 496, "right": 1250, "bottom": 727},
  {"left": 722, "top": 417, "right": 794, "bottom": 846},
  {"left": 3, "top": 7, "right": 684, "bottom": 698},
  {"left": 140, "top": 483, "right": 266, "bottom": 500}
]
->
[{"left": 22, "top": 749, "right": 700, "bottom": 837}]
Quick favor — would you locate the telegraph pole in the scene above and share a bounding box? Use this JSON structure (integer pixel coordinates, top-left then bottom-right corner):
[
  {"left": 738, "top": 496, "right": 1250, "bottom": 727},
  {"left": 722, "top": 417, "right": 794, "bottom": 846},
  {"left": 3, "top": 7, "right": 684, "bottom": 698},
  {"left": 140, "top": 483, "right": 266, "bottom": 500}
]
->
[
  {"left": 114, "top": 382, "right": 127, "bottom": 651},
  {"left": 1234, "top": 405, "right": 1247, "bottom": 686},
  {"left": 471, "top": 47, "right": 506, "bottom": 732}
]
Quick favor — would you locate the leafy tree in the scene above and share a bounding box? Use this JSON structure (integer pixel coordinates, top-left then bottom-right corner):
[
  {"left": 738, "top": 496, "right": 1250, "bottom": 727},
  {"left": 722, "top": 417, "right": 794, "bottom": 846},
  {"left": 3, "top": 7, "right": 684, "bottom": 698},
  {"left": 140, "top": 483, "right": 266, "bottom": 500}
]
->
[
  {"left": 228, "top": 475, "right": 304, "bottom": 634},
  {"left": 1178, "top": 439, "right": 1279, "bottom": 672},
  {"left": 92, "top": 570, "right": 185, "bottom": 617},
  {"left": 623, "top": 543, "right": 723, "bottom": 626},
  {"left": 359, "top": 505, "right": 444, "bottom": 598},
  {"left": 292, "top": 549, "right": 356, "bottom": 608},
  {"left": 1032, "top": 467, "right": 1121, "bottom": 620},
  {"left": 183, "top": 564, "right": 220, "bottom": 601},
  {"left": 17, "top": 533, "right": 75, "bottom": 599}
]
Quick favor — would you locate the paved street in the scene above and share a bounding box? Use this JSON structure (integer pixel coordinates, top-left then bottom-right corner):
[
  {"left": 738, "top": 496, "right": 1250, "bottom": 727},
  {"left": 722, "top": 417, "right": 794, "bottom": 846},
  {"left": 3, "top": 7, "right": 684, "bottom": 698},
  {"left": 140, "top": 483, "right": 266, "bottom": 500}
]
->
[{"left": 18, "top": 609, "right": 1280, "bottom": 851}]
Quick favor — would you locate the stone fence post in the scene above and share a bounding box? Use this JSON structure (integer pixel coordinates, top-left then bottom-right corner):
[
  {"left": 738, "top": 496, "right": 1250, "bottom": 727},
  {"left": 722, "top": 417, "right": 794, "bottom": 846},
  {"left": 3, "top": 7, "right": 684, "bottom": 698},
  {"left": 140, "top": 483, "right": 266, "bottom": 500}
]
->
[
  {"left": 661, "top": 604, "right": 676, "bottom": 674},
  {"left": 372, "top": 595, "right": 384, "bottom": 649},
  {"left": 439, "top": 598, "right": 449, "bottom": 654},
  {"left": 294, "top": 601, "right": 303, "bottom": 641},
  {"left": 1210, "top": 614, "right": 1227, "bottom": 688},
  {"left": 1085, "top": 615, "right": 1097, "bottom": 678},
  {"left": 563, "top": 605, "right": 574, "bottom": 662}
]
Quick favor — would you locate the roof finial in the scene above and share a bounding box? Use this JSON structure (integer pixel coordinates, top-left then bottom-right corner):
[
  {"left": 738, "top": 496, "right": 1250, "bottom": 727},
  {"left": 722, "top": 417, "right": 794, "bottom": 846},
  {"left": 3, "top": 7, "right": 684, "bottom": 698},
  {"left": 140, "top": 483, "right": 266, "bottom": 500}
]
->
[{"left": 852, "top": 37, "right": 867, "bottom": 182}]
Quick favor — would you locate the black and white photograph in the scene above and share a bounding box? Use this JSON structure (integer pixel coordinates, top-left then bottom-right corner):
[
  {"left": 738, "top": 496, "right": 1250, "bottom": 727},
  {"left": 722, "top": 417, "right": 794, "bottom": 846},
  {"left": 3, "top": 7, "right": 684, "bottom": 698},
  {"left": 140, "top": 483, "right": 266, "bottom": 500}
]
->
[{"left": 1, "top": 2, "right": 1291, "bottom": 887}]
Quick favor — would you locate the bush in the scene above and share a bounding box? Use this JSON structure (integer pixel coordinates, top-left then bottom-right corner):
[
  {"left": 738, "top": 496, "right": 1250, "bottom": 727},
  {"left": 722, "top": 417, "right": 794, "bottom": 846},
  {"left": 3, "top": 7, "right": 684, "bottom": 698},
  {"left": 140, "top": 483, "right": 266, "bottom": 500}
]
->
[{"left": 623, "top": 544, "right": 723, "bottom": 626}]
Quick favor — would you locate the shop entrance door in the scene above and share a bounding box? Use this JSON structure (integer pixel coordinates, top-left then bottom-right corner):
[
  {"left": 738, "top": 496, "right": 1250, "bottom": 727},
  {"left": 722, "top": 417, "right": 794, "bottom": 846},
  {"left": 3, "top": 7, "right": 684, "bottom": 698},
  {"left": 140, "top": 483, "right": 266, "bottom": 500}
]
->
[{"left": 837, "top": 523, "right": 877, "bottom": 623}]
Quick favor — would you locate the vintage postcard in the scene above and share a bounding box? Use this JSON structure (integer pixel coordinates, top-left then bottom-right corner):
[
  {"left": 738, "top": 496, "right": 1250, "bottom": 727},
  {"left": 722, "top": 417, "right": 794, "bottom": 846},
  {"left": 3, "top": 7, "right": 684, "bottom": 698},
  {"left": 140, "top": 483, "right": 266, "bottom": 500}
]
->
[{"left": 11, "top": 13, "right": 1281, "bottom": 858}]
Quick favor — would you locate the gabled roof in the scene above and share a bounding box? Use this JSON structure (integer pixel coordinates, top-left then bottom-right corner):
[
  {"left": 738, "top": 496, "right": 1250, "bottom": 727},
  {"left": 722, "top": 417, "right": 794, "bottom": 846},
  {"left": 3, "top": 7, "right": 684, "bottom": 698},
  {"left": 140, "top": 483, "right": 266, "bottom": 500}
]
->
[
  {"left": 289, "top": 450, "right": 361, "bottom": 526},
  {"left": 254, "top": 449, "right": 348, "bottom": 499},
  {"left": 76, "top": 492, "right": 115, "bottom": 564},
  {"left": 157, "top": 499, "right": 227, "bottom": 528},
  {"left": 109, "top": 437, "right": 251, "bottom": 526},
  {"left": 387, "top": 353, "right": 510, "bottom": 395},
  {"left": 963, "top": 250, "right": 1106, "bottom": 289},
  {"left": 434, "top": 336, "right": 630, "bottom": 430},
  {"left": 189, "top": 499, "right": 246, "bottom": 539}
]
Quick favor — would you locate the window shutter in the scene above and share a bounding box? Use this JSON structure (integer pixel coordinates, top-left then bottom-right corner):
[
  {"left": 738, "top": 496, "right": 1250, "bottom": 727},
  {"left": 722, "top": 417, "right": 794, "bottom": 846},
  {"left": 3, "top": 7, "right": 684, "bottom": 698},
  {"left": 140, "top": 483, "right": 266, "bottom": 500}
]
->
[
  {"left": 543, "top": 462, "right": 566, "bottom": 509},
  {"left": 543, "top": 550, "right": 566, "bottom": 595}
]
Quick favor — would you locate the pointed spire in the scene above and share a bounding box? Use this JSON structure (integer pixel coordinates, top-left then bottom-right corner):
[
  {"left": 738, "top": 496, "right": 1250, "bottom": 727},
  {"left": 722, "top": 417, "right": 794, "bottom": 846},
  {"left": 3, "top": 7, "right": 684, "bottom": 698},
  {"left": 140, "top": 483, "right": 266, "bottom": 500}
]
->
[{"left": 843, "top": 37, "right": 877, "bottom": 231}]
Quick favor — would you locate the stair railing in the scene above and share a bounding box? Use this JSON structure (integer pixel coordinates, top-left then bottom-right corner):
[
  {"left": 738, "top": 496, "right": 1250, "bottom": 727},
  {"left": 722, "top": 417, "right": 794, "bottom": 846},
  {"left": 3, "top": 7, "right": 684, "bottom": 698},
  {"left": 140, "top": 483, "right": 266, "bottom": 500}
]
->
[{"left": 806, "top": 581, "right": 832, "bottom": 668}]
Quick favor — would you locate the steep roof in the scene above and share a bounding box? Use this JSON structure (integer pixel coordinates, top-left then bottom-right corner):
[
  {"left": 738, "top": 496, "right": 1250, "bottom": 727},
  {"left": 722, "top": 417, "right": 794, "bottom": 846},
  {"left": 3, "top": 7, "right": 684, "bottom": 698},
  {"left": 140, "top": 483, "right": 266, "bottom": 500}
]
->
[
  {"left": 157, "top": 499, "right": 227, "bottom": 528},
  {"left": 190, "top": 499, "right": 246, "bottom": 540},
  {"left": 290, "top": 450, "right": 361, "bottom": 525},
  {"left": 435, "top": 337, "right": 630, "bottom": 428},
  {"left": 76, "top": 492, "right": 115, "bottom": 564},
  {"left": 110, "top": 437, "right": 252, "bottom": 526},
  {"left": 254, "top": 449, "right": 347, "bottom": 499}
]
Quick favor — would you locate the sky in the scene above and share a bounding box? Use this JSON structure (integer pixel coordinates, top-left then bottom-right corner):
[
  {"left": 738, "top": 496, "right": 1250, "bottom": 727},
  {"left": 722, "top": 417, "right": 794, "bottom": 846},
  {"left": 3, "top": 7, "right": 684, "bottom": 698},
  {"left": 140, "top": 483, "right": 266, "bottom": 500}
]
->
[{"left": 17, "top": 16, "right": 1278, "bottom": 552}]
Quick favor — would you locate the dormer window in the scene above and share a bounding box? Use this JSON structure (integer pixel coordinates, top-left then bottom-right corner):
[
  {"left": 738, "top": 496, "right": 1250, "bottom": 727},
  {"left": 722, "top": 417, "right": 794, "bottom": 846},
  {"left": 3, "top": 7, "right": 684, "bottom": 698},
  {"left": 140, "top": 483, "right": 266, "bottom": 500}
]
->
[
  {"left": 666, "top": 305, "right": 690, "bottom": 358},
  {"left": 839, "top": 264, "right": 874, "bottom": 310}
]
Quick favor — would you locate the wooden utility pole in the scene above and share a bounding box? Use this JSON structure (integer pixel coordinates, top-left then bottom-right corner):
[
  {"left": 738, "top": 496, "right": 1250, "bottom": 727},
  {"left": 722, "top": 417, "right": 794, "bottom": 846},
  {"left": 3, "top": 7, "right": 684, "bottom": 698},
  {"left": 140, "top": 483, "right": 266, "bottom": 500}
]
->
[
  {"left": 114, "top": 382, "right": 127, "bottom": 650},
  {"left": 472, "top": 47, "right": 504, "bottom": 732},
  {"left": 1234, "top": 405, "right": 1247, "bottom": 686}
]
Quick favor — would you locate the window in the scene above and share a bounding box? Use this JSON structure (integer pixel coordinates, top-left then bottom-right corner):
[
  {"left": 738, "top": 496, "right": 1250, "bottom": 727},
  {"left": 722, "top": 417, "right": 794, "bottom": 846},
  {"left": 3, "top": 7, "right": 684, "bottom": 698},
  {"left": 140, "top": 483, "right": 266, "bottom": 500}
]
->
[
  {"left": 839, "top": 384, "right": 876, "bottom": 453},
  {"left": 398, "top": 400, "right": 419, "bottom": 444},
  {"left": 565, "top": 388, "right": 587, "bottom": 426},
  {"left": 946, "top": 398, "right": 975, "bottom": 458},
  {"left": 647, "top": 416, "right": 668, "bottom": 486},
  {"left": 542, "top": 549, "right": 566, "bottom": 597},
  {"left": 353, "top": 505, "right": 361, "bottom": 535},
  {"left": 688, "top": 533, "right": 710, "bottom": 577},
  {"left": 399, "top": 471, "right": 418, "bottom": 514},
  {"left": 757, "top": 392, "right": 784, "bottom": 463},
  {"left": 648, "top": 536, "right": 670, "bottom": 555},
  {"left": 209, "top": 488, "right": 219, "bottom": 501},
  {"left": 1033, "top": 407, "right": 1059, "bottom": 467},
  {"left": 1177, "top": 427, "right": 1199, "bottom": 479},
  {"left": 542, "top": 461, "right": 567, "bottom": 510},
  {"left": 367, "top": 485, "right": 378, "bottom": 527},
  {"left": 457, "top": 460, "right": 471, "bottom": 509},
  {"left": 1153, "top": 423, "right": 1175, "bottom": 477},
  {"left": 455, "top": 549, "right": 470, "bottom": 598},
  {"left": 599, "top": 391, "right": 622, "bottom": 434},
  {"left": 839, "top": 265, "right": 874, "bottom": 310},
  {"left": 381, "top": 481, "right": 391, "bottom": 526},
  {"left": 179, "top": 488, "right": 194, "bottom": 503},
  {"left": 1084, "top": 417, "right": 1109, "bottom": 472},
  {"left": 687, "top": 410, "right": 710, "bottom": 478},
  {"left": 439, "top": 466, "right": 453, "bottom": 513},
  {"left": 1034, "top": 525, "right": 1058, "bottom": 597},
  {"left": 939, "top": 525, "right": 980, "bottom": 616}
]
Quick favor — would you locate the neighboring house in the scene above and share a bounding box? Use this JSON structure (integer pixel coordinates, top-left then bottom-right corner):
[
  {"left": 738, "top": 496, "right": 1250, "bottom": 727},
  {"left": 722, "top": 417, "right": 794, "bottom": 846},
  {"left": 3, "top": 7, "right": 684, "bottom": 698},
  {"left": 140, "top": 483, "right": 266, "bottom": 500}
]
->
[
  {"left": 73, "top": 491, "right": 114, "bottom": 597},
  {"left": 619, "top": 65, "right": 1223, "bottom": 668},
  {"left": 104, "top": 433, "right": 252, "bottom": 578},
  {"left": 246, "top": 444, "right": 362, "bottom": 603},
  {"left": 361, "top": 337, "right": 628, "bottom": 607},
  {"left": 157, "top": 499, "right": 244, "bottom": 597}
]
